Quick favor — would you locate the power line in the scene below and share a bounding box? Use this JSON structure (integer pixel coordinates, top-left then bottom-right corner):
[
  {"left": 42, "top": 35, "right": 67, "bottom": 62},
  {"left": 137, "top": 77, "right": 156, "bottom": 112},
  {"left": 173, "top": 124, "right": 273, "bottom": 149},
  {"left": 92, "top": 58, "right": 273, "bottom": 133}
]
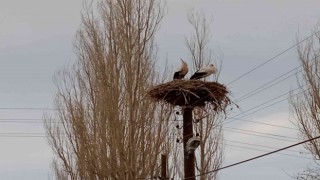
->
[
  {"left": 235, "top": 94, "right": 288, "bottom": 118},
  {"left": 234, "top": 53, "right": 320, "bottom": 103},
  {"left": 172, "top": 131, "right": 302, "bottom": 154},
  {"left": 223, "top": 129, "right": 296, "bottom": 143},
  {"left": 0, "top": 118, "right": 44, "bottom": 120},
  {"left": 0, "top": 135, "right": 47, "bottom": 138},
  {"left": 170, "top": 129, "right": 301, "bottom": 155},
  {"left": 229, "top": 86, "right": 303, "bottom": 120},
  {"left": 1, "top": 117, "right": 296, "bottom": 143},
  {"left": 227, "top": 118, "right": 298, "bottom": 131},
  {"left": 0, "top": 132, "right": 309, "bottom": 160},
  {"left": 184, "top": 135, "right": 320, "bottom": 179},
  {"left": 0, "top": 116, "right": 299, "bottom": 132},
  {"left": 212, "top": 55, "right": 319, "bottom": 127},
  {"left": 0, "top": 88, "right": 302, "bottom": 127},
  {"left": 225, "top": 98, "right": 288, "bottom": 125},
  {"left": 236, "top": 68, "right": 302, "bottom": 102},
  {"left": 224, "top": 143, "right": 313, "bottom": 160},
  {"left": 169, "top": 118, "right": 297, "bottom": 140},
  {"left": 0, "top": 120, "right": 47, "bottom": 124},
  {"left": 0, "top": 107, "right": 60, "bottom": 111},
  {"left": 0, "top": 120, "right": 298, "bottom": 144},
  {"left": 175, "top": 123, "right": 298, "bottom": 142},
  {"left": 223, "top": 126, "right": 297, "bottom": 140},
  {"left": 227, "top": 31, "right": 318, "bottom": 85},
  {"left": 175, "top": 124, "right": 294, "bottom": 144},
  {"left": 0, "top": 117, "right": 298, "bottom": 141},
  {"left": 0, "top": 133, "right": 45, "bottom": 134},
  {"left": 224, "top": 89, "right": 307, "bottom": 125},
  {"left": 0, "top": 120, "right": 62, "bottom": 124},
  {"left": 0, "top": 118, "right": 300, "bottom": 146},
  {"left": 225, "top": 54, "right": 320, "bottom": 125},
  {"left": 0, "top": 127, "right": 298, "bottom": 143},
  {"left": 224, "top": 139, "right": 307, "bottom": 154},
  {"left": 0, "top": 119, "right": 300, "bottom": 144}
]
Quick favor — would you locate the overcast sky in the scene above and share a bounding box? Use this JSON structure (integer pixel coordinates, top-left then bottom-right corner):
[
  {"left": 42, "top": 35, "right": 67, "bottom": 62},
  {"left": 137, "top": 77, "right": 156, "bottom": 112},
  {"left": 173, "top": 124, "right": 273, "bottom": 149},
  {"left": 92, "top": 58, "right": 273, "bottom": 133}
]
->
[{"left": 1, "top": 0, "right": 320, "bottom": 179}]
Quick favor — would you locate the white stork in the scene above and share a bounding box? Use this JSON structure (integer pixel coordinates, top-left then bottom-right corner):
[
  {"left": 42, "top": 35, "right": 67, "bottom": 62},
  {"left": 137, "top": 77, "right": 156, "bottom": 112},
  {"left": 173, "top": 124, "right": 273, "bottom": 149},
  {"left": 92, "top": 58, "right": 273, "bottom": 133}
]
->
[
  {"left": 173, "top": 59, "right": 189, "bottom": 80},
  {"left": 190, "top": 64, "right": 217, "bottom": 80}
]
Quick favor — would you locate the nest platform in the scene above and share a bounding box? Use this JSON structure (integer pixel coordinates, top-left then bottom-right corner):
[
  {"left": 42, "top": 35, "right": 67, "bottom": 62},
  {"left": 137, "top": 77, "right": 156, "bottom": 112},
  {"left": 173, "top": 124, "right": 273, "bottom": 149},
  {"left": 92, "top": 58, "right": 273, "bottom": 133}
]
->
[{"left": 148, "top": 79, "right": 230, "bottom": 111}]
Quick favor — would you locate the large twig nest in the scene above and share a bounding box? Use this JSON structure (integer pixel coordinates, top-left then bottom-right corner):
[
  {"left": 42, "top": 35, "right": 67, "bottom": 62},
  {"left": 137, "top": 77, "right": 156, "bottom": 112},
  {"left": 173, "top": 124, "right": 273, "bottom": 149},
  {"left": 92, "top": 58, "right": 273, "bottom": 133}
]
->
[{"left": 148, "top": 79, "right": 231, "bottom": 111}]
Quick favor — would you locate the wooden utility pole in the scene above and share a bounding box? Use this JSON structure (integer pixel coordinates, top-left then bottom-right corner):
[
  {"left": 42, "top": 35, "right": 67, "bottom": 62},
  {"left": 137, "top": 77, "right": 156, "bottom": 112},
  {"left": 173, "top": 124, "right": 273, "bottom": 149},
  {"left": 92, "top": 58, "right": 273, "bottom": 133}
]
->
[
  {"left": 183, "top": 107, "right": 195, "bottom": 180},
  {"left": 161, "top": 154, "right": 167, "bottom": 180}
]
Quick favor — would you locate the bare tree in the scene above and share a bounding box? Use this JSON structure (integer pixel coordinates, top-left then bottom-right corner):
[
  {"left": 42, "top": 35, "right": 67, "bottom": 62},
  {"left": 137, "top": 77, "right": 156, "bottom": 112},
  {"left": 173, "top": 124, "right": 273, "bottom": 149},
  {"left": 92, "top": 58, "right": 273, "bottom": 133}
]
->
[
  {"left": 45, "top": 0, "right": 173, "bottom": 179},
  {"left": 289, "top": 27, "right": 320, "bottom": 179},
  {"left": 168, "top": 11, "right": 224, "bottom": 180}
]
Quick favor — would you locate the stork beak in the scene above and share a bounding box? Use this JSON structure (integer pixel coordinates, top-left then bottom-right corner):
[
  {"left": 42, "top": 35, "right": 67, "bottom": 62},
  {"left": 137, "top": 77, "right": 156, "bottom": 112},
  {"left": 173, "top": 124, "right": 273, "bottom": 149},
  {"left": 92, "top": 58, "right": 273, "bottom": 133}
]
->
[{"left": 181, "top": 59, "right": 188, "bottom": 66}]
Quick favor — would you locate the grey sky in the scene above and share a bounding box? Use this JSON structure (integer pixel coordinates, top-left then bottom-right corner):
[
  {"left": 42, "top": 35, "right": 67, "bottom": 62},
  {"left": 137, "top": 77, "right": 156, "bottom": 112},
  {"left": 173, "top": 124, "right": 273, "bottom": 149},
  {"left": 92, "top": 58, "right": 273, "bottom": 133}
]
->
[{"left": 1, "top": 0, "right": 320, "bottom": 179}]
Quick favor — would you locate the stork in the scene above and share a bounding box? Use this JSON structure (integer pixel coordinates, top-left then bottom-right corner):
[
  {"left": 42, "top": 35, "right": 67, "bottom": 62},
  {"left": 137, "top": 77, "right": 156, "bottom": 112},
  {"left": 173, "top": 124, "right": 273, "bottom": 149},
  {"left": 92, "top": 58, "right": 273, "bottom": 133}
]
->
[
  {"left": 173, "top": 59, "right": 189, "bottom": 80},
  {"left": 190, "top": 64, "right": 217, "bottom": 80}
]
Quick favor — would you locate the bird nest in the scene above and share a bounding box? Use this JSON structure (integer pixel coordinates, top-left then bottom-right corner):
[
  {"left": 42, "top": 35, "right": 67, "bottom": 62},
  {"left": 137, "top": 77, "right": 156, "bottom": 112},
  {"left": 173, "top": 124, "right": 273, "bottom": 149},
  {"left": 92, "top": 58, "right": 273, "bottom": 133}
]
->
[{"left": 148, "top": 80, "right": 231, "bottom": 111}]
